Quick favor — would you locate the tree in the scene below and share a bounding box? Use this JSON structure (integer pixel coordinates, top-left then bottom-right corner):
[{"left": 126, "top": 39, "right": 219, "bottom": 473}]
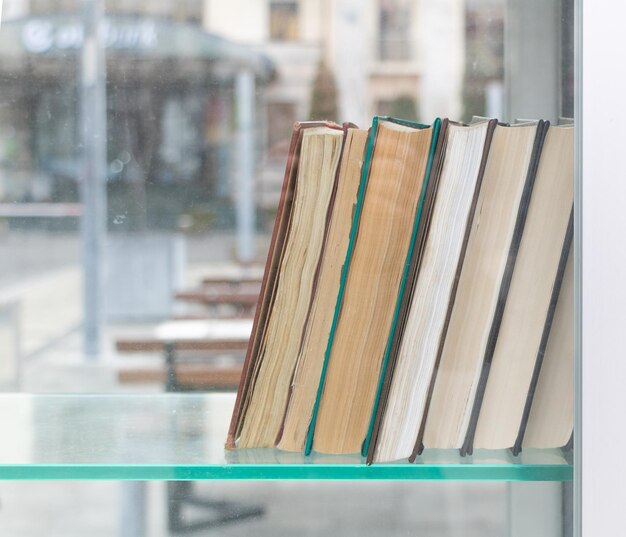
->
[
  {"left": 389, "top": 95, "right": 419, "bottom": 121},
  {"left": 309, "top": 62, "right": 339, "bottom": 122}
]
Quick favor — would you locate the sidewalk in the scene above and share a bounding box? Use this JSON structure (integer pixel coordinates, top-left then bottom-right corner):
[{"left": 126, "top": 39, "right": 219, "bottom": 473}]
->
[{"left": 0, "top": 231, "right": 270, "bottom": 393}]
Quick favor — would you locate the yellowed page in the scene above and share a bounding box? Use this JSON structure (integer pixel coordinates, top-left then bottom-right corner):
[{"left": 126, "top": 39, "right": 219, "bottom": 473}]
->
[
  {"left": 238, "top": 128, "right": 343, "bottom": 448},
  {"left": 313, "top": 121, "right": 433, "bottom": 454},
  {"left": 278, "top": 129, "right": 368, "bottom": 452}
]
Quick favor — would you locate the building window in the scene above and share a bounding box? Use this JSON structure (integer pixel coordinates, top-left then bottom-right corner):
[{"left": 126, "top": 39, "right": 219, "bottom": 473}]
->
[
  {"left": 269, "top": 1, "right": 299, "bottom": 41},
  {"left": 379, "top": 0, "right": 412, "bottom": 61}
]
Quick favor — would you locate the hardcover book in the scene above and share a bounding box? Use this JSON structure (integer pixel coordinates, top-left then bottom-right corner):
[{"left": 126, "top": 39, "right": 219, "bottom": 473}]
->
[
  {"left": 370, "top": 119, "right": 496, "bottom": 463},
  {"left": 306, "top": 117, "right": 440, "bottom": 455},
  {"left": 466, "top": 124, "right": 574, "bottom": 453},
  {"left": 226, "top": 121, "right": 344, "bottom": 449},
  {"left": 418, "top": 120, "right": 548, "bottom": 453},
  {"left": 277, "top": 127, "right": 369, "bottom": 452}
]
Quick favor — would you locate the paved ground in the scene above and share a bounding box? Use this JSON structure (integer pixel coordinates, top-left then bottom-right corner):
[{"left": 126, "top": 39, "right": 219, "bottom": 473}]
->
[{"left": 0, "top": 230, "right": 511, "bottom": 537}]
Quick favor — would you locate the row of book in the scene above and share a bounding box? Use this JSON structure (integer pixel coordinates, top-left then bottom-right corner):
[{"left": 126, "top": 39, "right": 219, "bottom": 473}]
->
[{"left": 226, "top": 116, "right": 573, "bottom": 463}]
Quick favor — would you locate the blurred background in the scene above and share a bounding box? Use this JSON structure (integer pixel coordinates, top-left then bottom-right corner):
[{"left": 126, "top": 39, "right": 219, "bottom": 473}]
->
[{"left": 0, "top": 0, "right": 573, "bottom": 534}]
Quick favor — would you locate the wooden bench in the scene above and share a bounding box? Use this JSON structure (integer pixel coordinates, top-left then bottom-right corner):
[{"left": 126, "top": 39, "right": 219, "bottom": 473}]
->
[
  {"left": 201, "top": 275, "right": 262, "bottom": 286},
  {"left": 116, "top": 319, "right": 252, "bottom": 354},
  {"left": 116, "top": 337, "right": 249, "bottom": 353},
  {"left": 174, "top": 288, "right": 258, "bottom": 319},
  {"left": 172, "top": 313, "right": 249, "bottom": 321},
  {"left": 116, "top": 319, "right": 251, "bottom": 390},
  {"left": 200, "top": 266, "right": 263, "bottom": 287},
  {"left": 118, "top": 362, "right": 243, "bottom": 390},
  {"left": 174, "top": 289, "right": 259, "bottom": 308}
]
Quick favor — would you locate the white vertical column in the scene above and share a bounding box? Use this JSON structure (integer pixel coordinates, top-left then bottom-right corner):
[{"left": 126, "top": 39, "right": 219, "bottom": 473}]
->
[
  {"left": 81, "top": 0, "right": 107, "bottom": 358},
  {"left": 235, "top": 69, "right": 256, "bottom": 264},
  {"left": 418, "top": 0, "right": 464, "bottom": 121},
  {"left": 504, "top": 0, "right": 560, "bottom": 122},
  {"left": 580, "top": 1, "right": 626, "bottom": 536},
  {"left": 120, "top": 482, "right": 147, "bottom": 537},
  {"left": 333, "top": 0, "right": 369, "bottom": 126},
  {"left": 508, "top": 483, "right": 562, "bottom": 537}
]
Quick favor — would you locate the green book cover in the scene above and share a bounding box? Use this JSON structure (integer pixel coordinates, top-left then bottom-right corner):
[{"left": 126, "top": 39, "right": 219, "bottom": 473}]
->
[{"left": 304, "top": 116, "right": 442, "bottom": 456}]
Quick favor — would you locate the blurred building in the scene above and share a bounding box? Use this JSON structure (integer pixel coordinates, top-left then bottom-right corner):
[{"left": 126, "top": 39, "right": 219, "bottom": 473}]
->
[
  {"left": 204, "top": 0, "right": 465, "bottom": 208},
  {"left": 0, "top": 0, "right": 467, "bottom": 221},
  {"left": 0, "top": 0, "right": 275, "bottom": 232}
]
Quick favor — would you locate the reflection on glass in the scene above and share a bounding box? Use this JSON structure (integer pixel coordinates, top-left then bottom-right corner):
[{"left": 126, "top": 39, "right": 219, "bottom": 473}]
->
[{"left": 0, "top": 0, "right": 575, "bottom": 535}]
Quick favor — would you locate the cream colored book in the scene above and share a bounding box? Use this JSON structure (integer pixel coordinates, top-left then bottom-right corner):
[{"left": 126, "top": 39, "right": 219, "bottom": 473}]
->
[
  {"left": 277, "top": 128, "right": 368, "bottom": 452},
  {"left": 373, "top": 120, "right": 494, "bottom": 463},
  {"left": 237, "top": 126, "right": 344, "bottom": 448},
  {"left": 421, "top": 121, "right": 545, "bottom": 451},
  {"left": 471, "top": 124, "right": 574, "bottom": 451},
  {"left": 522, "top": 244, "right": 574, "bottom": 449}
]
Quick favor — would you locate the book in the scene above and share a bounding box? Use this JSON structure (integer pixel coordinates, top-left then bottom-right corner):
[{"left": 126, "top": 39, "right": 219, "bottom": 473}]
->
[
  {"left": 466, "top": 124, "right": 574, "bottom": 453},
  {"left": 226, "top": 121, "right": 344, "bottom": 449},
  {"left": 277, "top": 127, "right": 369, "bottom": 452},
  {"left": 359, "top": 118, "right": 445, "bottom": 461},
  {"left": 227, "top": 115, "right": 574, "bottom": 461},
  {"left": 416, "top": 121, "right": 547, "bottom": 452},
  {"left": 369, "top": 119, "right": 496, "bottom": 463},
  {"left": 306, "top": 117, "right": 439, "bottom": 455},
  {"left": 519, "top": 241, "right": 574, "bottom": 450}
]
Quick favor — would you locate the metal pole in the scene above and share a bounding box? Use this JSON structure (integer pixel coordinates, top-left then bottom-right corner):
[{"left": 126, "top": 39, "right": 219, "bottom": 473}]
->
[
  {"left": 81, "top": 0, "right": 107, "bottom": 358},
  {"left": 508, "top": 482, "right": 563, "bottom": 537},
  {"left": 504, "top": 0, "right": 560, "bottom": 122},
  {"left": 120, "top": 482, "right": 146, "bottom": 537},
  {"left": 235, "top": 69, "right": 255, "bottom": 264}
]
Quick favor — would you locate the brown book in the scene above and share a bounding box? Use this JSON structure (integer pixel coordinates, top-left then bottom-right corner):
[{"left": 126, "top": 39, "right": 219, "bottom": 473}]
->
[
  {"left": 277, "top": 127, "right": 369, "bottom": 452},
  {"left": 310, "top": 118, "right": 436, "bottom": 455},
  {"left": 519, "top": 241, "right": 574, "bottom": 450},
  {"left": 467, "top": 124, "right": 574, "bottom": 452},
  {"left": 370, "top": 120, "right": 496, "bottom": 463},
  {"left": 416, "top": 121, "right": 547, "bottom": 453},
  {"left": 225, "top": 121, "right": 343, "bottom": 449}
]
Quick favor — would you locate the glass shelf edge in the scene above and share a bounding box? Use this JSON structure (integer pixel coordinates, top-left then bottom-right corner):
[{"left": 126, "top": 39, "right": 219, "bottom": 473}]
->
[{"left": 0, "top": 464, "right": 573, "bottom": 481}]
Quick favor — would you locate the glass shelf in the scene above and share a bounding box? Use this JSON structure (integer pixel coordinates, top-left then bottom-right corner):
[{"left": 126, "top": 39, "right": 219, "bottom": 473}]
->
[{"left": 0, "top": 393, "right": 572, "bottom": 481}]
